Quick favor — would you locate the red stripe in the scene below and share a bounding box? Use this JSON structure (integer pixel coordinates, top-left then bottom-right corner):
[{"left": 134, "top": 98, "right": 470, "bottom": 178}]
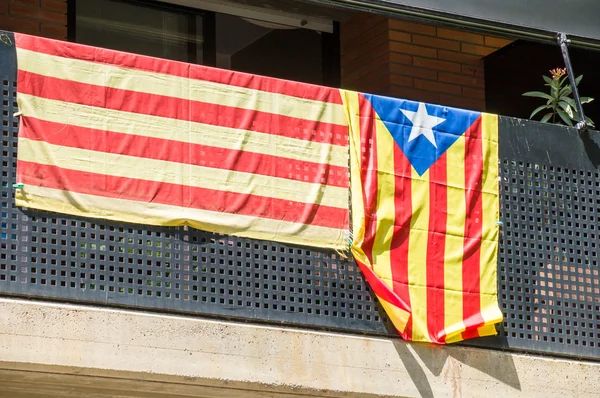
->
[
  {"left": 357, "top": 95, "right": 411, "bottom": 333},
  {"left": 17, "top": 70, "right": 348, "bottom": 147},
  {"left": 15, "top": 33, "right": 343, "bottom": 104},
  {"left": 358, "top": 94, "right": 378, "bottom": 266},
  {"left": 17, "top": 161, "right": 349, "bottom": 230},
  {"left": 426, "top": 153, "right": 447, "bottom": 344},
  {"left": 390, "top": 142, "right": 413, "bottom": 341},
  {"left": 20, "top": 118, "right": 348, "bottom": 189},
  {"left": 355, "top": 259, "right": 409, "bottom": 316},
  {"left": 461, "top": 116, "right": 485, "bottom": 340}
]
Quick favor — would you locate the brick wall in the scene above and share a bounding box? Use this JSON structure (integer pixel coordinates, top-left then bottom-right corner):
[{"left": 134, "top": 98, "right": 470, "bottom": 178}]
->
[
  {"left": 340, "top": 12, "right": 392, "bottom": 96},
  {"left": 341, "top": 14, "right": 513, "bottom": 111},
  {"left": 0, "top": 0, "right": 68, "bottom": 40}
]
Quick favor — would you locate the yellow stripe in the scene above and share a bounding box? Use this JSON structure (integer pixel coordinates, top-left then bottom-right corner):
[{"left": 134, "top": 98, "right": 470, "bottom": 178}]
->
[
  {"left": 478, "top": 113, "right": 503, "bottom": 336},
  {"left": 17, "top": 94, "right": 348, "bottom": 168},
  {"left": 407, "top": 167, "right": 431, "bottom": 343},
  {"left": 377, "top": 295, "right": 410, "bottom": 333},
  {"left": 15, "top": 186, "right": 346, "bottom": 250},
  {"left": 18, "top": 138, "right": 349, "bottom": 209},
  {"left": 371, "top": 118, "right": 397, "bottom": 290},
  {"left": 442, "top": 134, "right": 467, "bottom": 343},
  {"left": 340, "top": 90, "right": 366, "bottom": 262},
  {"left": 17, "top": 48, "right": 347, "bottom": 126}
]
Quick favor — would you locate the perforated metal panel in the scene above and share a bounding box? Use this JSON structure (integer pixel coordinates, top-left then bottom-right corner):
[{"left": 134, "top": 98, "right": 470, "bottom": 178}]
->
[
  {"left": 1, "top": 31, "right": 600, "bottom": 359},
  {"left": 0, "top": 32, "right": 394, "bottom": 334},
  {"left": 467, "top": 118, "right": 600, "bottom": 359}
]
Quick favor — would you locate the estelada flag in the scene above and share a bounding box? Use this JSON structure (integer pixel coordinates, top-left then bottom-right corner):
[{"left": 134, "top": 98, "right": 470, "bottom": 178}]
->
[
  {"left": 13, "top": 33, "right": 350, "bottom": 251},
  {"left": 341, "top": 91, "right": 503, "bottom": 343}
]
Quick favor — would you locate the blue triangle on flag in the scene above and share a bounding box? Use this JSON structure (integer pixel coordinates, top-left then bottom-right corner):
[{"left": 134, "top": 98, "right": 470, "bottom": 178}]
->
[{"left": 364, "top": 95, "right": 481, "bottom": 175}]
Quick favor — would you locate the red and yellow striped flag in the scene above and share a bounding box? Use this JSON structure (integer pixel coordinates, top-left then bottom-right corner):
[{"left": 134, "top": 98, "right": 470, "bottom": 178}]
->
[
  {"left": 14, "top": 33, "right": 350, "bottom": 250},
  {"left": 341, "top": 91, "right": 503, "bottom": 343}
]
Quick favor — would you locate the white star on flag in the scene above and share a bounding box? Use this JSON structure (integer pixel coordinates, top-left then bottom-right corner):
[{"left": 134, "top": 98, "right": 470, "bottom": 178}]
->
[{"left": 400, "top": 102, "right": 446, "bottom": 148}]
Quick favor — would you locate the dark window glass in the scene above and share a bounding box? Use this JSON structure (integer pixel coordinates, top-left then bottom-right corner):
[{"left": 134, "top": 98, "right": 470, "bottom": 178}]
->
[{"left": 75, "top": 0, "right": 203, "bottom": 64}]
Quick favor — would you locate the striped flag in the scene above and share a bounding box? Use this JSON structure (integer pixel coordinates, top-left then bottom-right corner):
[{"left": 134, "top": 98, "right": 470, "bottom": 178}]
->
[
  {"left": 341, "top": 91, "right": 503, "bottom": 343},
  {"left": 13, "top": 33, "right": 350, "bottom": 250}
]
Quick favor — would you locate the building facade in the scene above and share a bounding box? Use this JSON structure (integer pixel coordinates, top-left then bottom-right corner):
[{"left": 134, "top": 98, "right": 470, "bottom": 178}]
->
[{"left": 1, "top": 1, "right": 600, "bottom": 397}]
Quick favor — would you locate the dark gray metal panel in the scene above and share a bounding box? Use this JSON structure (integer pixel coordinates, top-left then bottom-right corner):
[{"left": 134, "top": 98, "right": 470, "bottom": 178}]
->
[
  {"left": 1, "top": 31, "right": 599, "bottom": 359},
  {"left": 311, "top": 0, "right": 600, "bottom": 44},
  {"left": 465, "top": 116, "right": 600, "bottom": 358}
]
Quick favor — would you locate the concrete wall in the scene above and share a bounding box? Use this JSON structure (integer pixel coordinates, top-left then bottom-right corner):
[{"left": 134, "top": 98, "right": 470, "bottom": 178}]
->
[{"left": 1, "top": 298, "right": 599, "bottom": 397}]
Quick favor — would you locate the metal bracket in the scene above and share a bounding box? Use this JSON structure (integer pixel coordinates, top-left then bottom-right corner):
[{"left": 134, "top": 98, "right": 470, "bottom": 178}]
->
[{"left": 557, "top": 33, "right": 593, "bottom": 132}]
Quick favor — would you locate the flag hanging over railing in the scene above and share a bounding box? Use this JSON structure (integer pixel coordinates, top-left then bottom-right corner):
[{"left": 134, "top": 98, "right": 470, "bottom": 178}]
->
[
  {"left": 13, "top": 33, "right": 350, "bottom": 251},
  {"left": 11, "top": 32, "right": 502, "bottom": 343},
  {"left": 341, "top": 91, "right": 503, "bottom": 343}
]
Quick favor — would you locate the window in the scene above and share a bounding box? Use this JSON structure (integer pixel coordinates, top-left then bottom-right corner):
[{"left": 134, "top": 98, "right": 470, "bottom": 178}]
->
[
  {"left": 73, "top": 0, "right": 340, "bottom": 86},
  {"left": 75, "top": 0, "right": 206, "bottom": 64}
]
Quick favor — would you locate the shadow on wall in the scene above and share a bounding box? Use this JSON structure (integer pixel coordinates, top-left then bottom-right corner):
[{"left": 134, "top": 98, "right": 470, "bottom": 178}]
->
[{"left": 392, "top": 340, "right": 521, "bottom": 398}]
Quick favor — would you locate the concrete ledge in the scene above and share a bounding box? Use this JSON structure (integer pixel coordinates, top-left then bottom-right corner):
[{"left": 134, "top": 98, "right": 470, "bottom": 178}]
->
[{"left": 0, "top": 298, "right": 599, "bottom": 397}]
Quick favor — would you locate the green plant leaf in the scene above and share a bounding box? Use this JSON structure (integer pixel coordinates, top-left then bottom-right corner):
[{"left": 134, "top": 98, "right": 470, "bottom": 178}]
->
[
  {"left": 580, "top": 97, "right": 594, "bottom": 104},
  {"left": 559, "top": 85, "right": 573, "bottom": 98},
  {"left": 543, "top": 75, "right": 553, "bottom": 85},
  {"left": 557, "top": 110, "right": 574, "bottom": 126},
  {"left": 560, "top": 97, "right": 577, "bottom": 107},
  {"left": 585, "top": 116, "right": 594, "bottom": 125},
  {"left": 530, "top": 104, "right": 550, "bottom": 119},
  {"left": 540, "top": 113, "right": 553, "bottom": 123},
  {"left": 575, "top": 75, "right": 583, "bottom": 86},
  {"left": 523, "top": 91, "right": 553, "bottom": 100},
  {"left": 558, "top": 101, "right": 574, "bottom": 118}
]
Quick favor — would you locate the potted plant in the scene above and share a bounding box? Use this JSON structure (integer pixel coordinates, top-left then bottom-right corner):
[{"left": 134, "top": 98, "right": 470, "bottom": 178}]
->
[{"left": 523, "top": 68, "right": 594, "bottom": 127}]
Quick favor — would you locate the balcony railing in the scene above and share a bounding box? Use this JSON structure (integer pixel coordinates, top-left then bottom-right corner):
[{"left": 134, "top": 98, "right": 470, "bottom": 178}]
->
[{"left": 1, "top": 37, "right": 599, "bottom": 360}]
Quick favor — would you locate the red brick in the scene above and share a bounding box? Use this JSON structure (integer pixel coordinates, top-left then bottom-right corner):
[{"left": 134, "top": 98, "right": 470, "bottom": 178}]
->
[
  {"left": 344, "top": 64, "right": 391, "bottom": 94},
  {"left": 40, "top": 22, "right": 66, "bottom": 39},
  {"left": 412, "top": 34, "right": 460, "bottom": 51},
  {"left": 436, "top": 28, "right": 484, "bottom": 45},
  {"left": 437, "top": 50, "right": 483, "bottom": 66},
  {"left": 390, "top": 63, "right": 437, "bottom": 80},
  {"left": 390, "top": 74, "right": 413, "bottom": 88},
  {"left": 391, "top": 86, "right": 439, "bottom": 104},
  {"left": 484, "top": 36, "right": 513, "bottom": 49},
  {"left": 461, "top": 42, "right": 498, "bottom": 57},
  {"left": 341, "top": 36, "right": 388, "bottom": 65},
  {"left": 341, "top": 25, "right": 388, "bottom": 54},
  {"left": 438, "top": 72, "right": 484, "bottom": 88},
  {"left": 414, "top": 78, "right": 461, "bottom": 95},
  {"left": 341, "top": 17, "right": 387, "bottom": 47},
  {"left": 343, "top": 53, "right": 389, "bottom": 80},
  {"left": 389, "top": 29, "right": 411, "bottom": 43},
  {"left": 389, "top": 18, "right": 436, "bottom": 36},
  {"left": 413, "top": 56, "right": 461, "bottom": 73},
  {"left": 11, "top": 0, "right": 39, "bottom": 6},
  {"left": 343, "top": 56, "right": 389, "bottom": 86},
  {"left": 461, "top": 64, "right": 484, "bottom": 78},
  {"left": 0, "top": 14, "right": 39, "bottom": 34},
  {"left": 390, "top": 41, "right": 437, "bottom": 58},
  {"left": 41, "top": 0, "right": 66, "bottom": 13},
  {"left": 463, "top": 87, "right": 486, "bottom": 100},
  {"left": 10, "top": 3, "right": 65, "bottom": 23},
  {"left": 390, "top": 52, "right": 412, "bottom": 65}
]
